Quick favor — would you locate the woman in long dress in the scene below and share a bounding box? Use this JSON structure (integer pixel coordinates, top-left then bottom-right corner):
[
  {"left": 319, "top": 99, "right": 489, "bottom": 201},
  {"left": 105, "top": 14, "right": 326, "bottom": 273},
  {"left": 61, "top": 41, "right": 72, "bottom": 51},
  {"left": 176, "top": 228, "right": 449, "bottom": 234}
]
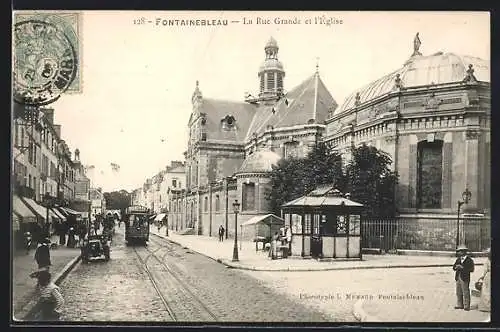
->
[{"left": 478, "top": 248, "right": 491, "bottom": 312}]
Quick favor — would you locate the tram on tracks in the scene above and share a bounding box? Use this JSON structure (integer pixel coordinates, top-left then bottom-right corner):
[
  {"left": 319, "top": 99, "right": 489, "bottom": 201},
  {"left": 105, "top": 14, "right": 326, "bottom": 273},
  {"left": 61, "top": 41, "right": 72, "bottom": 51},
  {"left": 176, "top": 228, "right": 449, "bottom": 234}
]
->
[{"left": 124, "top": 205, "right": 151, "bottom": 245}]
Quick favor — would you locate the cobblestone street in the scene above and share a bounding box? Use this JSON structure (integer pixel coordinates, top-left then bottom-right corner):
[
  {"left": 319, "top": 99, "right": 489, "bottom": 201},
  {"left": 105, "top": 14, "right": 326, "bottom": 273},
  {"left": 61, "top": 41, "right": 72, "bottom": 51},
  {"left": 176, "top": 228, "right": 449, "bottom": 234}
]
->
[{"left": 59, "top": 228, "right": 332, "bottom": 322}]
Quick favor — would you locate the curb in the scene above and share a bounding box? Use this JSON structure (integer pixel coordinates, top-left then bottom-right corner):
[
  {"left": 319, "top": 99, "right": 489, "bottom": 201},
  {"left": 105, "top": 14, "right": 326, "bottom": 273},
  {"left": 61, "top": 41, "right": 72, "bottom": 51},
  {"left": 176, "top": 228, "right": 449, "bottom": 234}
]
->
[
  {"left": 352, "top": 300, "right": 380, "bottom": 322},
  {"left": 17, "top": 254, "right": 81, "bottom": 321},
  {"left": 150, "top": 233, "right": 484, "bottom": 272},
  {"left": 151, "top": 233, "right": 223, "bottom": 265}
]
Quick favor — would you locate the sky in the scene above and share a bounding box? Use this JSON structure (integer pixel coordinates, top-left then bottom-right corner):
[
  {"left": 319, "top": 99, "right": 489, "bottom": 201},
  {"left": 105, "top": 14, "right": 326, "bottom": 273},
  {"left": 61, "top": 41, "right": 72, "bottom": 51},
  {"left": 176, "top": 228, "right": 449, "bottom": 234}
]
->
[{"left": 24, "top": 11, "right": 489, "bottom": 192}]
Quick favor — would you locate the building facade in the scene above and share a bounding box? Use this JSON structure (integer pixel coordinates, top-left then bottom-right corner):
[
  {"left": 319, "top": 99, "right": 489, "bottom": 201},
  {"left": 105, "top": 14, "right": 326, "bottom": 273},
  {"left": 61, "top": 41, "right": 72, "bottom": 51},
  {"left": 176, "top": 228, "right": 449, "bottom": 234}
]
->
[
  {"left": 169, "top": 37, "right": 336, "bottom": 237},
  {"left": 12, "top": 105, "right": 90, "bottom": 247},
  {"left": 324, "top": 38, "right": 490, "bottom": 250},
  {"left": 137, "top": 35, "right": 490, "bottom": 251}
]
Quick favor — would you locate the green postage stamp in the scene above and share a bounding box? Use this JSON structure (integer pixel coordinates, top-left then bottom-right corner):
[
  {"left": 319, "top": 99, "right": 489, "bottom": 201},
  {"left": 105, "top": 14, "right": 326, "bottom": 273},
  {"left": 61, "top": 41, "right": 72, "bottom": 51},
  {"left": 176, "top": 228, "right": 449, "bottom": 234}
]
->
[{"left": 14, "top": 11, "right": 83, "bottom": 96}]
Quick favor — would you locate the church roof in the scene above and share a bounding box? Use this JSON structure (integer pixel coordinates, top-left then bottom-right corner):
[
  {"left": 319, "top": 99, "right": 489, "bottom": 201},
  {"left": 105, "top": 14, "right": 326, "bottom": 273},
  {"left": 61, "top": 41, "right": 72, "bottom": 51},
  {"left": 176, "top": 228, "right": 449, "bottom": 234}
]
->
[
  {"left": 336, "top": 52, "right": 490, "bottom": 115},
  {"left": 199, "top": 98, "right": 257, "bottom": 143},
  {"left": 245, "top": 73, "right": 337, "bottom": 140}
]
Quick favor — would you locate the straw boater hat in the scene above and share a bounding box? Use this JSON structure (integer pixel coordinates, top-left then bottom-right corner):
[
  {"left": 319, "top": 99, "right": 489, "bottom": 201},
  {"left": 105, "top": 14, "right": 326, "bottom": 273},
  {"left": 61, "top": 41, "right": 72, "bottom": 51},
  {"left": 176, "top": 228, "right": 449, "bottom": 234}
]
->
[{"left": 456, "top": 245, "right": 469, "bottom": 252}]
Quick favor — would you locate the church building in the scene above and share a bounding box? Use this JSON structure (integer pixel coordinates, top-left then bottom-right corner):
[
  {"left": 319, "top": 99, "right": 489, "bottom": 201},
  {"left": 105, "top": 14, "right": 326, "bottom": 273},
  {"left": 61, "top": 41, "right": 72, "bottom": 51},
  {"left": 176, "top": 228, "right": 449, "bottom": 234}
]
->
[
  {"left": 168, "top": 35, "right": 490, "bottom": 251},
  {"left": 169, "top": 37, "right": 337, "bottom": 237}
]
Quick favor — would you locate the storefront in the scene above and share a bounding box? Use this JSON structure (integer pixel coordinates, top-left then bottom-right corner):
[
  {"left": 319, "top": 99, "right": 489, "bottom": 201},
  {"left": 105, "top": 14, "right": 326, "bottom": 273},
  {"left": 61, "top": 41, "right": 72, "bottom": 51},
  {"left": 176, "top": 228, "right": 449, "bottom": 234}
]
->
[{"left": 281, "top": 186, "right": 364, "bottom": 260}]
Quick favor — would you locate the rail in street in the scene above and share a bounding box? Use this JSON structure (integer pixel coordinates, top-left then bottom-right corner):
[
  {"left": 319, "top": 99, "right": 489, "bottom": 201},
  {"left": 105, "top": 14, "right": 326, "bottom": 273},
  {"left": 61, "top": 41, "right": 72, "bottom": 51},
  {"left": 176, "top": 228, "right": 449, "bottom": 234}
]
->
[
  {"left": 58, "top": 227, "right": 333, "bottom": 322},
  {"left": 133, "top": 237, "right": 218, "bottom": 321}
]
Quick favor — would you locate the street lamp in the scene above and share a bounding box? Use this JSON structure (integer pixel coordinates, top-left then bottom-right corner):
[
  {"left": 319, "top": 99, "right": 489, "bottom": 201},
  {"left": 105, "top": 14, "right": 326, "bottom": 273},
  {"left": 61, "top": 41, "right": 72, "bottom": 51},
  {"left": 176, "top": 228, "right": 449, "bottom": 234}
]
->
[
  {"left": 232, "top": 199, "right": 240, "bottom": 262},
  {"left": 456, "top": 188, "right": 472, "bottom": 248}
]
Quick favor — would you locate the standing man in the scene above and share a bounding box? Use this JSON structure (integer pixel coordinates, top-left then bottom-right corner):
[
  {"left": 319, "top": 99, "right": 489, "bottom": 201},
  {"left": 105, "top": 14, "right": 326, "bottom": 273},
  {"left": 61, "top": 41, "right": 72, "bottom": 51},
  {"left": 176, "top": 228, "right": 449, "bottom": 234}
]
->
[
  {"left": 453, "top": 245, "right": 475, "bottom": 311},
  {"left": 218, "top": 225, "right": 225, "bottom": 242},
  {"left": 35, "top": 238, "right": 51, "bottom": 271}
]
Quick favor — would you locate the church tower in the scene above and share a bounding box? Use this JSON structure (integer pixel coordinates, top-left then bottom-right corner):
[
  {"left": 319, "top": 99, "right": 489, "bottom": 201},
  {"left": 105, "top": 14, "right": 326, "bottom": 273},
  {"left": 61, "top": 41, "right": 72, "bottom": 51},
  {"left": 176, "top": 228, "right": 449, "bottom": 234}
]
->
[{"left": 258, "top": 37, "right": 285, "bottom": 99}]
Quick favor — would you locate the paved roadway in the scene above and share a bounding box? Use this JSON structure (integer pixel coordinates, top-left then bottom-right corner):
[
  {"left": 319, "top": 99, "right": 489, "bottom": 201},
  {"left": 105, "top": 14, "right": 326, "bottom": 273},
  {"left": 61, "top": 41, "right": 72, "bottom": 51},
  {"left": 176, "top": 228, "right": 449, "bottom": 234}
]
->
[{"left": 59, "top": 228, "right": 332, "bottom": 322}]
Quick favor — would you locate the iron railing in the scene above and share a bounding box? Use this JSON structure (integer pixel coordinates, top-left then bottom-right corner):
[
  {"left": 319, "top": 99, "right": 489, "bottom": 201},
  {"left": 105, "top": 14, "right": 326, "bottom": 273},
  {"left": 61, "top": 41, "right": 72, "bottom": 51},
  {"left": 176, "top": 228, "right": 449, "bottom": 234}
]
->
[{"left": 362, "top": 216, "right": 491, "bottom": 252}]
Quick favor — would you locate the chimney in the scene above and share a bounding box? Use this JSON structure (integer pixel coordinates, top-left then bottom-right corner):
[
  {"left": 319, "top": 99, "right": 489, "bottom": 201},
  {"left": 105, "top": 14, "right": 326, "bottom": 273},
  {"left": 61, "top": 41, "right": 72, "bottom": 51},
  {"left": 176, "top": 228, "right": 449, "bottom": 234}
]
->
[
  {"left": 53, "top": 124, "right": 61, "bottom": 138},
  {"left": 43, "top": 108, "right": 55, "bottom": 124}
]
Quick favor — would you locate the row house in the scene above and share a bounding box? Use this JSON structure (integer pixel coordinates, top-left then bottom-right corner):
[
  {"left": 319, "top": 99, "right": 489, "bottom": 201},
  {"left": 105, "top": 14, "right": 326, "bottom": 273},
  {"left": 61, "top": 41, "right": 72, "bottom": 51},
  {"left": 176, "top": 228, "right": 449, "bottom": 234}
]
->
[
  {"left": 131, "top": 161, "right": 186, "bottom": 227},
  {"left": 12, "top": 104, "right": 90, "bottom": 248}
]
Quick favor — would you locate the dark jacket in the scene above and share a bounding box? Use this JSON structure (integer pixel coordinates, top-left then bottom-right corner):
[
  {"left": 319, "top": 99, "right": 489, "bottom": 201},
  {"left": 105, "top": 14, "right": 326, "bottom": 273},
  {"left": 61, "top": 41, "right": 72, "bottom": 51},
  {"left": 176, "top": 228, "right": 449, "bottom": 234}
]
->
[
  {"left": 35, "top": 244, "right": 51, "bottom": 268},
  {"left": 453, "top": 256, "right": 475, "bottom": 282}
]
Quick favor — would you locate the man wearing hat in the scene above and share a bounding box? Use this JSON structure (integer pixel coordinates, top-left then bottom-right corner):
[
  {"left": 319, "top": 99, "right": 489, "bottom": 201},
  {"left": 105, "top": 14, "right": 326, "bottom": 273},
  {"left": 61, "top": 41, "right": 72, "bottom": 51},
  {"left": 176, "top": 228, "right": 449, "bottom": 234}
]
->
[
  {"left": 34, "top": 237, "right": 52, "bottom": 271},
  {"left": 453, "top": 245, "right": 475, "bottom": 311}
]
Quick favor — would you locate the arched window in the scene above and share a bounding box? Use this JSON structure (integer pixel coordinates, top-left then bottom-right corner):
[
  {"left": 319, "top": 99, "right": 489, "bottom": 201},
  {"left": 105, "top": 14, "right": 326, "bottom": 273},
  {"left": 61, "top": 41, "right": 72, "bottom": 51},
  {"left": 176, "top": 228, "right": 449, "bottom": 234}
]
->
[
  {"left": 242, "top": 182, "right": 256, "bottom": 211},
  {"left": 215, "top": 195, "right": 220, "bottom": 211},
  {"left": 417, "top": 140, "right": 443, "bottom": 209}
]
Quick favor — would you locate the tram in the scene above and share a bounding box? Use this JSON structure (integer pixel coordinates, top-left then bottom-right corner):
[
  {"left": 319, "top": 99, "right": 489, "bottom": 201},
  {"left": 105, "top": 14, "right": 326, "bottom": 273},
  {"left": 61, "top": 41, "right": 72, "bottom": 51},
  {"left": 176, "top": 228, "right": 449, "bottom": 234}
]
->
[{"left": 124, "top": 205, "right": 151, "bottom": 245}]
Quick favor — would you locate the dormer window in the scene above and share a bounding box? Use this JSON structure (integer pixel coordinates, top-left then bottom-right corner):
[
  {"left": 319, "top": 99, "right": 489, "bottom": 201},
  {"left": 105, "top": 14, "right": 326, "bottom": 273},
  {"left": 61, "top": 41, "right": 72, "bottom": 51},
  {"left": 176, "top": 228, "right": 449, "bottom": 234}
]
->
[{"left": 221, "top": 115, "right": 236, "bottom": 131}]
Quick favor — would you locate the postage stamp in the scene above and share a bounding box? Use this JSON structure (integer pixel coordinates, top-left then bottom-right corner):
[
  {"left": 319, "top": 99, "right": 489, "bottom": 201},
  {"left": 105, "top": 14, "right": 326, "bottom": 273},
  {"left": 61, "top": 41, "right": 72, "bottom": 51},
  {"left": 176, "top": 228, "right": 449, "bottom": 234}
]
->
[{"left": 14, "top": 11, "right": 83, "bottom": 98}]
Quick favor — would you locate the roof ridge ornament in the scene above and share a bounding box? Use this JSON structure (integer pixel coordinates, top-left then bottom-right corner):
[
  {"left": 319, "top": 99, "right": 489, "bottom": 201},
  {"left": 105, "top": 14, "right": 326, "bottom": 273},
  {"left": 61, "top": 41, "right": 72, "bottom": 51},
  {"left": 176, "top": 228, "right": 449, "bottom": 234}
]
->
[
  {"left": 412, "top": 32, "right": 422, "bottom": 57},
  {"left": 463, "top": 64, "right": 478, "bottom": 84}
]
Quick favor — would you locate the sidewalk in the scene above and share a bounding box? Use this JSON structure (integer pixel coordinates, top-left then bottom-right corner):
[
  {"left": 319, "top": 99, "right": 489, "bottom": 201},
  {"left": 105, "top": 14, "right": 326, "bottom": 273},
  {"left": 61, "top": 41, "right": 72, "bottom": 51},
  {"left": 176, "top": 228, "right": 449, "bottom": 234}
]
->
[
  {"left": 357, "top": 270, "right": 491, "bottom": 322},
  {"left": 151, "top": 228, "right": 486, "bottom": 272},
  {"left": 12, "top": 234, "right": 81, "bottom": 321}
]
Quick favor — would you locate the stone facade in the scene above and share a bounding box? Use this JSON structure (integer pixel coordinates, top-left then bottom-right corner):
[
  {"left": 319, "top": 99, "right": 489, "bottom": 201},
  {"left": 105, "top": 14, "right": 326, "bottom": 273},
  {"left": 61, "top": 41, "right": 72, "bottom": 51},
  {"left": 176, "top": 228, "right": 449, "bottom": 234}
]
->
[{"left": 324, "top": 46, "right": 490, "bottom": 249}]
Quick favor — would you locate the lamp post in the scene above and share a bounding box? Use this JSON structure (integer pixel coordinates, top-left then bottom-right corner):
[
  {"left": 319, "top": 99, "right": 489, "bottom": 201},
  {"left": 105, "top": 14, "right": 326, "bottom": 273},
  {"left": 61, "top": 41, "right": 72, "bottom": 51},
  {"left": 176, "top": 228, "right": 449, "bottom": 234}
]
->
[
  {"left": 232, "top": 199, "right": 240, "bottom": 262},
  {"left": 456, "top": 188, "right": 472, "bottom": 248}
]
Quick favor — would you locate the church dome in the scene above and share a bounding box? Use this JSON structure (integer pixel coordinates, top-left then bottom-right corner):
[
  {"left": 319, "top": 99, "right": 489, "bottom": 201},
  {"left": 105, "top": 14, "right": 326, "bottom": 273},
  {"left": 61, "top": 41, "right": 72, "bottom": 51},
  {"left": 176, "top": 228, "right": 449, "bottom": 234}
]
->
[
  {"left": 238, "top": 149, "right": 282, "bottom": 174},
  {"left": 335, "top": 52, "right": 490, "bottom": 115}
]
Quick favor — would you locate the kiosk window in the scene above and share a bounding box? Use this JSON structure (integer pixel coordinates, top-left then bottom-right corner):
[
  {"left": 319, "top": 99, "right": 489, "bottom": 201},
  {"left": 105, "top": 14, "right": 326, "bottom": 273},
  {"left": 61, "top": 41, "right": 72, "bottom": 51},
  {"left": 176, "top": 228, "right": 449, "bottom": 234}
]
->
[
  {"left": 313, "top": 215, "right": 320, "bottom": 235},
  {"left": 291, "top": 214, "right": 302, "bottom": 234},
  {"left": 337, "top": 215, "right": 347, "bottom": 234},
  {"left": 304, "top": 214, "right": 311, "bottom": 234},
  {"left": 349, "top": 215, "right": 361, "bottom": 235}
]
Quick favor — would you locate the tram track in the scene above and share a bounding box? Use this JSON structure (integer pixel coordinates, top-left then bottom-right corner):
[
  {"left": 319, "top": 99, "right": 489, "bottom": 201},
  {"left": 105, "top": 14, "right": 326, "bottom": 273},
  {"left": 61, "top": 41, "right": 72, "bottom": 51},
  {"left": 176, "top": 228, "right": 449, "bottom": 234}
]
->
[
  {"left": 133, "top": 238, "right": 219, "bottom": 322},
  {"left": 132, "top": 246, "right": 177, "bottom": 321}
]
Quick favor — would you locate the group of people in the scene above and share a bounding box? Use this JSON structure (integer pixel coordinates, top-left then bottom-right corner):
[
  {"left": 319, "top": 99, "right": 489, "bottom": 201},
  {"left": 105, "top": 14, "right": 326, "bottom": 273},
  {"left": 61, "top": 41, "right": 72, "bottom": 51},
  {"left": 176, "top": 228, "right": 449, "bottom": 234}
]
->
[
  {"left": 269, "top": 227, "right": 292, "bottom": 260},
  {"left": 453, "top": 245, "right": 490, "bottom": 312}
]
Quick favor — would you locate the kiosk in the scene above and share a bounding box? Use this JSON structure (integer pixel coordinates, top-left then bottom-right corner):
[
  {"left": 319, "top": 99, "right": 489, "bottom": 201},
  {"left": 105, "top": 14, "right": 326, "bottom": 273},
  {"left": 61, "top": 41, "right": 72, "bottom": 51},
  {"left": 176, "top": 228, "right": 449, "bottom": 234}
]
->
[{"left": 281, "top": 186, "right": 364, "bottom": 260}]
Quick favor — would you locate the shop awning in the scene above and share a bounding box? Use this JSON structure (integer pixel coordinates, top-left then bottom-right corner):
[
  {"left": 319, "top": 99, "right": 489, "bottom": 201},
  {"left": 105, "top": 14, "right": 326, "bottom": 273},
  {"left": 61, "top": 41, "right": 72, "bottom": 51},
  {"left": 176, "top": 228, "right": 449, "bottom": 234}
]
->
[
  {"left": 47, "top": 208, "right": 60, "bottom": 221},
  {"left": 59, "top": 207, "right": 81, "bottom": 215},
  {"left": 154, "top": 213, "right": 166, "bottom": 221},
  {"left": 13, "top": 195, "right": 36, "bottom": 222},
  {"left": 242, "top": 214, "right": 285, "bottom": 226},
  {"left": 149, "top": 214, "right": 157, "bottom": 220},
  {"left": 51, "top": 208, "right": 67, "bottom": 221},
  {"left": 21, "top": 197, "right": 47, "bottom": 221}
]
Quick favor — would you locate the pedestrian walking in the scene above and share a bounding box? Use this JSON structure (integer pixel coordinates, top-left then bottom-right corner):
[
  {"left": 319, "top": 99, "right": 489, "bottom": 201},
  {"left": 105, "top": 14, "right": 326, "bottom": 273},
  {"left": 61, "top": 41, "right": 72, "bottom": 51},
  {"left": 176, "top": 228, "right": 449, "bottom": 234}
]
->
[
  {"left": 34, "top": 238, "right": 51, "bottom": 271},
  {"left": 453, "top": 245, "right": 475, "bottom": 311},
  {"left": 36, "top": 270, "right": 64, "bottom": 321},
  {"left": 218, "top": 225, "right": 225, "bottom": 242},
  {"left": 477, "top": 248, "right": 491, "bottom": 312}
]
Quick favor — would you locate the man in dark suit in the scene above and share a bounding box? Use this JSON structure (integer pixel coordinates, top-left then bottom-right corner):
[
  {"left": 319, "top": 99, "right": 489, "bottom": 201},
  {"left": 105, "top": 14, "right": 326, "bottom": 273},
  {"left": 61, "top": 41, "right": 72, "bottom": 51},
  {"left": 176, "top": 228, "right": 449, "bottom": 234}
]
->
[{"left": 453, "top": 245, "right": 475, "bottom": 311}]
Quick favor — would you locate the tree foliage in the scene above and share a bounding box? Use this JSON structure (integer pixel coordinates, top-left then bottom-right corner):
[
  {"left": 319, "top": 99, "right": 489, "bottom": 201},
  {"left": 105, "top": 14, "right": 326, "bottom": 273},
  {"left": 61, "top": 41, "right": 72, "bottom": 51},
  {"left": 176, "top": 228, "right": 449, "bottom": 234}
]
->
[
  {"left": 103, "top": 190, "right": 131, "bottom": 211},
  {"left": 267, "top": 142, "right": 344, "bottom": 215},
  {"left": 267, "top": 142, "right": 398, "bottom": 218},
  {"left": 345, "top": 144, "right": 398, "bottom": 218}
]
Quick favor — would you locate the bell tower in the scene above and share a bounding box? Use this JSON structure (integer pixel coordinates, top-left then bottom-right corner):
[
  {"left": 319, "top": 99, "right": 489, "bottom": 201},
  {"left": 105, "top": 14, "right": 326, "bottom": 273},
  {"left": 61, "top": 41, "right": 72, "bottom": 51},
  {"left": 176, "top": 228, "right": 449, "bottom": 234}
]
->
[{"left": 258, "top": 37, "right": 285, "bottom": 99}]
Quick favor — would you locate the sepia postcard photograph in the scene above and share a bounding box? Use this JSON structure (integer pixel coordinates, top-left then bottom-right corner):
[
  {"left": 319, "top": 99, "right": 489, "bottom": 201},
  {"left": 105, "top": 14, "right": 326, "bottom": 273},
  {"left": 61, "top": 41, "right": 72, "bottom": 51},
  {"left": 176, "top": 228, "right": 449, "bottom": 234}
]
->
[{"left": 11, "top": 10, "right": 491, "bottom": 324}]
